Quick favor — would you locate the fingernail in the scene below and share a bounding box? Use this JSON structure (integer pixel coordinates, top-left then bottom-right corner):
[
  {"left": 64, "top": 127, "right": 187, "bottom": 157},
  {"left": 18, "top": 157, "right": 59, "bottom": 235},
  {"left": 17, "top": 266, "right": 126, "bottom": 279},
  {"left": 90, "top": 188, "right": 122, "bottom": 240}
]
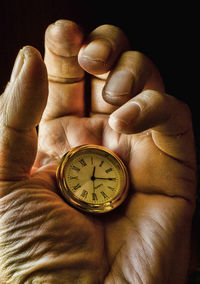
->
[
  {"left": 109, "top": 102, "right": 140, "bottom": 127},
  {"left": 82, "top": 39, "right": 112, "bottom": 63},
  {"left": 104, "top": 70, "right": 134, "bottom": 97},
  {"left": 10, "top": 49, "right": 25, "bottom": 83}
]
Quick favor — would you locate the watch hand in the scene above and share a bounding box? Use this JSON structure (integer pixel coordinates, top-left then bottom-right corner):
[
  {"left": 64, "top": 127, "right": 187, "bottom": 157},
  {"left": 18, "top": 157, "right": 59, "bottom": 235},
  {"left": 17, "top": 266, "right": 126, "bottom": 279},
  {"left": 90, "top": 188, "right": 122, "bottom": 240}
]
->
[
  {"left": 91, "top": 166, "right": 96, "bottom": 193},
  {"left": 91, "top": 166, "right": 96, "bottom": 181},
  {"left": 94, "top": 177, "right": 116, "bottom": 181},
  {"left": 93, "top": 166, "right": 96, "bottom": 176}
]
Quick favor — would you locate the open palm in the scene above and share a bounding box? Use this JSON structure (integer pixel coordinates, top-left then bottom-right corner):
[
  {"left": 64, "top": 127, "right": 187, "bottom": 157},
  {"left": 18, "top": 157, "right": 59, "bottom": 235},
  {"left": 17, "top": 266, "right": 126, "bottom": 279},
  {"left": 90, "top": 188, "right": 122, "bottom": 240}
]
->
[{"left": 0, "top": 20, "right": 196, "bottom": 283}]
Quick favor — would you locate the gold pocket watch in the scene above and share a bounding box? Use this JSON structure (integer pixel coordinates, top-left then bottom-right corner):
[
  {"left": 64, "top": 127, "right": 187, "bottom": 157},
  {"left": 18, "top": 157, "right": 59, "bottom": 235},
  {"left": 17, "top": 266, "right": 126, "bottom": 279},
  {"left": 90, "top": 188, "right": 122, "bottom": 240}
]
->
[{"left": 56, "top": 144, "right": 129, "bottom": 214}]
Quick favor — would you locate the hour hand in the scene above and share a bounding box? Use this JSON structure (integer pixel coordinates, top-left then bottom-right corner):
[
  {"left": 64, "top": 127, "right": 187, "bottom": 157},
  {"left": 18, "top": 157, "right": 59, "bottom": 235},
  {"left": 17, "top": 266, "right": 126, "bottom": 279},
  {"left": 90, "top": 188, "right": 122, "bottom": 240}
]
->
[{"left": 91, "top": 166, "right": 96, "bottom": 181}]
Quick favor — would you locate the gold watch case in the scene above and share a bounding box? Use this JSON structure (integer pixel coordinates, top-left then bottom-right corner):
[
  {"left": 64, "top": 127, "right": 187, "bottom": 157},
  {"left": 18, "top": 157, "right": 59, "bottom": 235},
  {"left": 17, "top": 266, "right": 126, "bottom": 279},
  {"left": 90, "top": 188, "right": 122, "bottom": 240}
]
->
[{"left": 56, "top": 144, "right": 129, "bottom": 214}]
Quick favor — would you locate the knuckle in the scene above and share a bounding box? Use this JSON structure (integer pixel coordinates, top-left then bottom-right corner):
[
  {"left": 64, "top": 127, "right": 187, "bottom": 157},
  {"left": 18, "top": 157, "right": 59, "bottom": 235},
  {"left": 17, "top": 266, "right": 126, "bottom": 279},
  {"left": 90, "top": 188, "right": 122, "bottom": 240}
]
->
[
  {"left": 140, "top": 90, "right": 192, "bottom": 117},
  {"left": 137, "top": 89, "right": 165, "bottom": 110},
  {"left": 93, "top": 24, "right": 125, "bottom": 36},
  {"left": 90, "top": 24, "right": 129, "bottom": 50},
  {"left": 120, "top": 50, "right": 150, "bottom": 64}
]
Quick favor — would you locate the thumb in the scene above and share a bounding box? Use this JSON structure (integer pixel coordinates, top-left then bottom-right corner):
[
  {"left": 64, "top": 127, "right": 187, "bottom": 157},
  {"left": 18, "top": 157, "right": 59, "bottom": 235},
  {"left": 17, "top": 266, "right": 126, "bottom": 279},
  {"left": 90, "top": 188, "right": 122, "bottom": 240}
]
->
[{"left": 0, "top": 46, "right": 48, "bottom": 182}]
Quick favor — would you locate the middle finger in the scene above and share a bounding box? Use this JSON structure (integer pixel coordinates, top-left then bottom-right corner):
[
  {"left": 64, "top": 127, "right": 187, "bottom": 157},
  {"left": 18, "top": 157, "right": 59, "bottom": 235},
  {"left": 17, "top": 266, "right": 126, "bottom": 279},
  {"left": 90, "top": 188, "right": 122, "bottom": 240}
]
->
[
  {"left": 42, "top": 20, "right": 85, "bottom": 121},
  {"left": 78, "top": 24, "right": 130, "bottom": 115}
]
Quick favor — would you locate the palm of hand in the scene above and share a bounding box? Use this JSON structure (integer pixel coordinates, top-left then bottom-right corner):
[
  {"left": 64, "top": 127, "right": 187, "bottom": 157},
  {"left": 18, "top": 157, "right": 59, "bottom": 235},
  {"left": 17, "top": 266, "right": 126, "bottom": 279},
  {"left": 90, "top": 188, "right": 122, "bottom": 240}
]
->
[{"left": 8, "top": 112, "right": 190, "bottom": 284}]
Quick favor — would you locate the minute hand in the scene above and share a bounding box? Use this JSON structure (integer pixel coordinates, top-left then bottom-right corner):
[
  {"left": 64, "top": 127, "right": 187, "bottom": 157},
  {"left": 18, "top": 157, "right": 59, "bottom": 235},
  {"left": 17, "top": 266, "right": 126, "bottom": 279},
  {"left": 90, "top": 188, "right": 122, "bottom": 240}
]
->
[{"left": 94, "top": 177, "right": 116, "bottom": 180}]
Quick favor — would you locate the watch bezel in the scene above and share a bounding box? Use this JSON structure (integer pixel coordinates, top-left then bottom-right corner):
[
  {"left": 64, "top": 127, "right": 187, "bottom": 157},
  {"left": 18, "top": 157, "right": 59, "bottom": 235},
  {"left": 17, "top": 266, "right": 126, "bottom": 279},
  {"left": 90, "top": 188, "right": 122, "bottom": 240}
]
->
[{"left": 56, "top": 144, "right": 129, "bottom": 214}]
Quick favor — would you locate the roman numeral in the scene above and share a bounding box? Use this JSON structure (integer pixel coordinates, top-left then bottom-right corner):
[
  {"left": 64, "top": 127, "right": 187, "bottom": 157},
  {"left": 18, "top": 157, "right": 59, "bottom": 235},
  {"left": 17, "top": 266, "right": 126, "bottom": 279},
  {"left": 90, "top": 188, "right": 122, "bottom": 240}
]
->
[
  {"left": 101, "top": 191, "right": 108, "bottom": 199},
  {"left": 70, "top": 176, "right": 78, "bottom": 180},
  {"left": 105, "top": 168, "right": 112, "bottom": 174},
  {"left": 72, "top": 165, "right": 80, "bottom": 172},
  {"left": 94, "top": 183, "right": 103, "bottom": 189},
  {"left": 92, "top": 193, "right": 98, "bottom": 201},
  {"left": 78, "top": 158, "right": 87, "bottom": 167},
  {"left": 91, "top": 156, "right": 93, "bottom": 165},
  {"left": 99, "top": 160, "right": 104, "bottom": 167},
  {"left": 108, "top": 186, "right": 115, "bottom": 191},
  {"left": 81, "top": 190, "right": 88, "bottom": 199},
  {"left": 73, "top": 183, "right": 81, "bottom": 190}
]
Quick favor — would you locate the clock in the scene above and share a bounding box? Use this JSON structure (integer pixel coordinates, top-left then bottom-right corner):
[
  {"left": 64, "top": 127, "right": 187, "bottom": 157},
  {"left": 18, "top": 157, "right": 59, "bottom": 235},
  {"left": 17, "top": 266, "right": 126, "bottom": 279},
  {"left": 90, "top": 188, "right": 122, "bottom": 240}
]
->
[{"left": 56, "top": 144, "right": 129, "bottom": 214}]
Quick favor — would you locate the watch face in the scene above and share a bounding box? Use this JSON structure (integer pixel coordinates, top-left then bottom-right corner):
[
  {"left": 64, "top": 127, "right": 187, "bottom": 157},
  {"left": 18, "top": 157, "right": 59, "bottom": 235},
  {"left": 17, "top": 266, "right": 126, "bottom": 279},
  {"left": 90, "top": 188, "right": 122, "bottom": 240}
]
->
[{"left": 57, "top": 145, "right": 129, "bottom": 214}]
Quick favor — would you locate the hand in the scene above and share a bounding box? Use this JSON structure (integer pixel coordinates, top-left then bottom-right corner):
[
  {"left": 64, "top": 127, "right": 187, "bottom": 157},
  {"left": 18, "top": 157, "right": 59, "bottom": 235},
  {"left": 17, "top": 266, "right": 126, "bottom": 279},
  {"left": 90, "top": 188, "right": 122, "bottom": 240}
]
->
[
  {"left": 91, "top": 166, "right": 96, "bottom": 180},
  {"left": 0, "top": 20, "right": 196, "bottom": 283}
]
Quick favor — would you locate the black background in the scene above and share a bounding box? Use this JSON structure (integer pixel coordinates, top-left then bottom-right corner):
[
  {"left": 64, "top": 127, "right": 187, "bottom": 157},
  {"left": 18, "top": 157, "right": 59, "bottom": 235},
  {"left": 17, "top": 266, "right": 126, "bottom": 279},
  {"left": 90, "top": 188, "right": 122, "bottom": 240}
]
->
[
  {"left": 0, "top": 0, "right": 198, "bottom": 146},
  {"left": 0, "top": 3, "right": 199, "bottom": 281}
]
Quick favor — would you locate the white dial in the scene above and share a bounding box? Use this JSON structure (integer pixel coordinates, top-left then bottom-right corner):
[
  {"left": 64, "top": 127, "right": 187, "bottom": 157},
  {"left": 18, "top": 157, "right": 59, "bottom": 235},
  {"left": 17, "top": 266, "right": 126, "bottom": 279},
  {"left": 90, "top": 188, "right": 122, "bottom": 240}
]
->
[{"left": 57, "top": 145, "right": 129, "bottom": 214}]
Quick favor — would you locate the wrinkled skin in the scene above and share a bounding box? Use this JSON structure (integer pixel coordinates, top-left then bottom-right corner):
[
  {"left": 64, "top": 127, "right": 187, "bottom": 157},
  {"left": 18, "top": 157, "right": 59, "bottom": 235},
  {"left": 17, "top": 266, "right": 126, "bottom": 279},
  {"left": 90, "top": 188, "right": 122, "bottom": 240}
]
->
[{"left": 0, "top": 20, "right": 197, "bottom": 283}]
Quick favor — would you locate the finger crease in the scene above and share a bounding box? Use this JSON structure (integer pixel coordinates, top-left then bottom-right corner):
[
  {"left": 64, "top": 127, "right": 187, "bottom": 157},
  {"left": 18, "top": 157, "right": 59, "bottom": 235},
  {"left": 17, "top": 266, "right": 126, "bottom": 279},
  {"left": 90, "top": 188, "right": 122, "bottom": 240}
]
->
[
  {"left": 48, "top": 76, "right": 84, "bottom": 84},
  {"left": 46, "top": 45, "right": 78, "bottom": 60},
  {"left": 151, "top": 131, "right": 196, "bottom": 171},
  {"left": 104, "top": 90, "right": 130, "bottom": 96},
  {"left": 2, "top": 122, "right": 33, "bottom": 134}
]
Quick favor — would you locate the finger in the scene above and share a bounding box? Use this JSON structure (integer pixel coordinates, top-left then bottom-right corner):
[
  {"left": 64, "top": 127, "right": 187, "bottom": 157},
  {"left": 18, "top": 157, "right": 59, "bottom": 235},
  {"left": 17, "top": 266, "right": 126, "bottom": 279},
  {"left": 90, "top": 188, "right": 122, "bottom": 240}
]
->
[
  {"left": 90, "top": 50, "right": 164, "bottom": 115},
  {"left": 87, "top": 49, "right": 164, "bottom": 115},
  {"left": 78, "top": 24, "right": 129, "bottom": 115},
  {"left": 103, "top": 51, "right": 165, "bottom": 106},
  {"left": 109, "top": 90, "right": 196, "bottom": 162},
  {"left": 43, "top": 20, "right": 85, "bottom": 120},
  {"left": 78, "top": 24, "right": 130, "bottom": 75},
  {"left": 90, "top": 77, "right": 119, "bottom": 115},
  {"left": 0, "top": 46, "right": 48, "bottom": 181}
]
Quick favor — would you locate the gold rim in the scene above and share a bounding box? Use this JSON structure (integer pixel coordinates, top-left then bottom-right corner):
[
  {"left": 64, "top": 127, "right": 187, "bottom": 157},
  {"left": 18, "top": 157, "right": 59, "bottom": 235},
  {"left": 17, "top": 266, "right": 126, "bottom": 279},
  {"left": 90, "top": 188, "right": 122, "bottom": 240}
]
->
[{"left": 56, "top": 144, "right": 129, "bottom": 214}]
